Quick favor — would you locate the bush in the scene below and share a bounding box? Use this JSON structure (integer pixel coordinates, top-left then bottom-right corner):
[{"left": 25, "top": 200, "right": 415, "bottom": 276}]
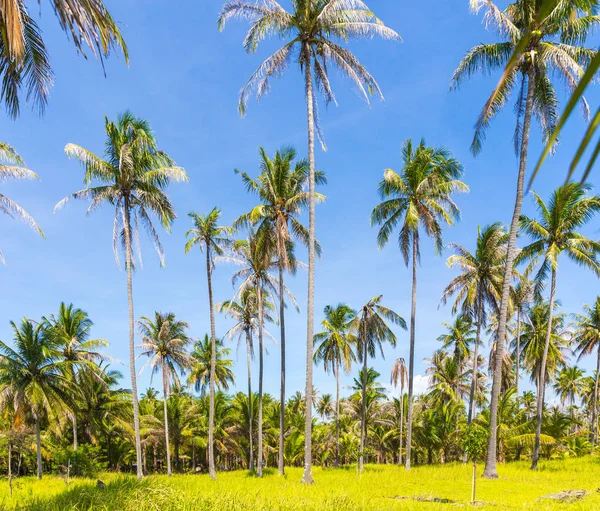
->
[{"left": 53, "top": 445, "right": 105, "bottom": 478}]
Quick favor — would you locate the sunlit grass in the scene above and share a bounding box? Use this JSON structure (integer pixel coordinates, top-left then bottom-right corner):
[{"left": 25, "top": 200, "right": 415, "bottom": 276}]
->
[{"left": 1, "top": 457, "right": 600, "bottom": 510}]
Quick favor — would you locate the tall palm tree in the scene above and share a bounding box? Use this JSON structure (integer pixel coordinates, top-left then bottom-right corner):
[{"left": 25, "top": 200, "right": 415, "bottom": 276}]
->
[
  {"left": 453, "top": 0, "right": 599, "bottom": 478},
  {"left": 512, "top": 275, "right": 534, "bottom": 404},
  {"left": 0, "top": 0, "right": 127, "bottom": 117},
  {"left": 437, "top": 316, "right": 476, "bottom": 371},
  {"left": 218, "top": 1, "right": 399, "bottom": 483},
  {"left": 390, "top": 357, "right": 408, "bottom": 465},
  {"left": 313, "top": 303, "right": 356, "bottom": 468},
  {"left": 137, "top": 312, "right": 192, "bottom": 476},
  {"left": 348, "top": 296, "right": 406, "bottom": 472},
  {"left": 519, "top": 182, "right": 600, "bottom": 468},
  {"left": 234, "top": 146, "right": 325, "bottom": 475},
  {"left": 574, "top": 297, "right": 600, "bottom": 444},
  {"left": 0, "top": 142, "right": 44, "bottom": 262},
  {"left": 56, "top": 112, "right": 187, "bottom": 479},
  {"left": 553, "top": 366, "right": 585, "bottom": 413},
  {"left": 372, "top": 138, "right": 467, "bottom": 469},
  {"left": 185, "top": 207, "right": 231, "bottom": 480},
  {"left": 188, "top": 335, "right": 235, "bottom": 396},
  {"left": 43, "top": 302, "right": 109, "bottom": 450},
  {"left": 441, "top": 223, "right": 507, "bottom": 424},
  {"left": 0, "top": 318, "right": 71, "bottom": 479}
]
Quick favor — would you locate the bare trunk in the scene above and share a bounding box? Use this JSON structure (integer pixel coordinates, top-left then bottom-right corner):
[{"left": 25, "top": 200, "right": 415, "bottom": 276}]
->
[
  {"left": 592, "top": 348, "right": 600, "bottom": 446},
  {"left": 405, "top": 235, "right": 418, "bottom": 470},
  {"left": 335, "top": 360, "right": 340, "bottom": 468},
  {"left": 163, "top": 364, "right": 172, "bottom": 476},
  {"left": 516, "top": 309, "right": 521, "bottom": 408},
  {"left": 7, "top": 441, "right": 11, "bottom": 479},
  {"left": 399, "top": 386, "right": 404, "bottom": 465},
  {"left": 301, "top": 45, "right": 316, "bottom": 485},
  {"left": 257, "top": 283, "right": 265, "bottom": 477},
  {"left": 123, "top": 200, "right": 143, "bottom": 480},
  {"left": 72, "top": 416, "right": 78, "bottom": 451},
  {"left": 468, "top": 288, "right": 484, "bottom": 424},
  {"left": 35, "top": 418, "right": 42, "bottom": 480},
  {"left": 532, "top": 268, "right": 557, "bottom": 469},
  {"left": 359, "top": 330, "right": 367, "bottom": 473},
  {"left": 278, "top": 262, "right": 286, "bottom": 476},
  {"left": 246, "top": 328, "right": 254, "bottom": 471},
  {"left": 206, "top": 246, "right": 217, "bottom": 480},
  {"left": 483, "top": 65, "right": 535, "bottom": 479}
]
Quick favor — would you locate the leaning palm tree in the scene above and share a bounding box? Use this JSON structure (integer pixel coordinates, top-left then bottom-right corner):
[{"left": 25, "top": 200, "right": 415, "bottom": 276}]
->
[
  {"left": 348, "top": 296, "right": 406, "bottom": 472},
  {"left": 441, "top": 223, "right": 508, "bottom": 424},
  {"left": 188, "top": 335, "right": 235, "bottom": 396},
  {"left": 137, "top": 312, "right": 192, "bottom": 476},
  {"left": 452, "top": 0, "right": 599, "bottom": 478},
  {"left": 43, "top": 302, "right": 109, "bottom": 450},
  {"left": 185, "top": 207, "right": 231, "bottom": 480},
  {"left": 371, "top": 138, "right": 467, "bottom": 469},
  {"left": 0, "top": 318, "right": 72, "bottom": 479},
  {"left": 55, "top": 112, "right": 187, "bottom": 479},
  {"left": 234, "top": 146, "right": 325, "bottom": 475},
  {"left": 390, "top": 357, "right": 408, "bottom": 465},
  {"left": 313, "top": 303, "right": 356, "bottom": 468},
  {"left": 0, "top": 0, "right": 127, "bottom": 117},
  {"left": 519, "top": 182, "right": 600, "bottom": 469},
  {"left": 574, "top": 297, "right": 600, "bottom": 444},
  {"left": 0, "top": 142, "right": 44, "bottom": 262},
  {"left": 218, "top": 1, "right": 399, "bottom": 483}
]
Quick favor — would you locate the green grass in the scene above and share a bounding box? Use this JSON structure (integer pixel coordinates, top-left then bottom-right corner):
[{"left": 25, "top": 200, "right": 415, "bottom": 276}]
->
[{"left": 2, "top": 457, "right": 600, "bottom": 510}]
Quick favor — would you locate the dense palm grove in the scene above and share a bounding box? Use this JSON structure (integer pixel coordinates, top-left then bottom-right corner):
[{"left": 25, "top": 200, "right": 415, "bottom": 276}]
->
[{"left": 1, "top": 0, "right": 600, "bottom": 488}]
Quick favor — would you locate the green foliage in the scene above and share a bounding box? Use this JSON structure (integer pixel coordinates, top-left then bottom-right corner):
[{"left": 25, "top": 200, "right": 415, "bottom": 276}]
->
[
  {"left": 53, "top": 445, "right": 105, "bottom": 478},
  {"left": 463, "top": 424, "right": 488, "bottom": 462}
]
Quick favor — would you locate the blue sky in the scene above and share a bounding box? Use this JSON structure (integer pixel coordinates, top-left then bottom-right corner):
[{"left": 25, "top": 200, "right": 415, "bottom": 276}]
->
[{"left": 1, "top": 0, "right": 599, "bottom": 402}]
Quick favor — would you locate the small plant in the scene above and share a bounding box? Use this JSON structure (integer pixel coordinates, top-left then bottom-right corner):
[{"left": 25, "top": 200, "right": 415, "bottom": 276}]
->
[{"left": 463, "top": 424, "right": 488, "bottom": 503}]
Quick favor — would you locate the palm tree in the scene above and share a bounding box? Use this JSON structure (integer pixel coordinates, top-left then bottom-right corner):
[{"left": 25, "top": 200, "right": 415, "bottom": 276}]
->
[
  {"left": 574, "top": 297, "right": 600, "bottom": 444},
  {"left": 553, "top": 366, "right": 585, "bottom": 413},
  {"left": 437, "top": 316, "right": 476, "bottom": 371},
  {"left": 0, "top": 143, "right": 44, "bottom": 262},
  {"left": 185, "top": 207, "right": 231, "bottom": 480},
  {"left": 519, "top": 182, "right": 600, "bottom": 468},
  {"left": 188, "top": 335, "right": 235, "bottom": 396},
  {"left": 0, "top": 318, "right": 71, "bottom": 479},
  {"left": 313, "top": 303, "right": 356, "bottom": 468},
  {"left": 0, "top": 0, "right": 126, "bottom": 117},
  {"left": 137, "top": 312, "right": 192, "bottom": 476},
  {"left": 43, "top": 302, "right": 109, "bottom": 450},
  {"left": 390, "top": 357, "right": 408, "bottom": 465},
  {"left": 441, "top": 223, "right": 507, "bottom": 424},
  {"left": 218, "top": 1, "right": 399, "bottom": 483},
  {"left": 453, "top": 0, "right": 599, "bottom": 478},
  {"left": 235, "top": 146, "right": 325, "bottom": 475},
  {"left": 348, "top": 296, "right": 406, "bottom": 472},
  {"left": 316, "top": 394, "right": 334, "bottom": 420},
  {"left": 512, "top": 275, "right": 534, "bottom": 404},
  {"left": 56, "top": 112, "right": 187, "bottom": 479},
  {"left": 372, "top": 138, "right": 467, "bottom": 470}
]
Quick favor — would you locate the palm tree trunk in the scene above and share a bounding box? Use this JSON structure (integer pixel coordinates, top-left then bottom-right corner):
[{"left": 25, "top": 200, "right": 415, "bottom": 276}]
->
[
  {"left": 532, "top": 267, "right": 557, "bottom": 469},
  {"left": 278, "top": 262, "right": 286, "bottom": 476},
  {"left": 246, "top": 328, "right": 254, "bottom": 472},
  {"left": 483, "top": 65, "right": 535, "bottom": 479},
  {"left": 301, "top": 44, "right": 316, "bottom": 485},
  {"left": 35, "top": 418, "right": 42, "bottom": 480},
  {"left": 162, "top": 363, "right": 172, "bottom": 476},
  {"left": 72, "top": 416, "right": 78, "bottom": 451},
  {"left": 516, "top": 309, "right": 521, "bottom": 408},
  {"left": 123, "top": 200, "right": 143, "bottom": 480},
  {"left": 7, "top": 441, "right": 11, "bottom": 479},
  {"left": 405, "top": 234, "right": 418, "bottom": 470},
  {"left": 399, "top": 387, "right": 404, "bottom": 466},
  {"left": 257, "top": 282, "right": 265, "bottom": 477},
  {"left": 205, "top": 246, "right": 217, "bottom": 480},
  {"left": 468, "top": 289, "right": 484, "bottom": 424},
  {"left": 592, "top": 348, "right": 600, "bottom": 446},
  {"left": 359, "top": 335, "right": 367, "bottom": 473},
  {"left": 335, "top": 360, "right": 340, "bottom": 469}
]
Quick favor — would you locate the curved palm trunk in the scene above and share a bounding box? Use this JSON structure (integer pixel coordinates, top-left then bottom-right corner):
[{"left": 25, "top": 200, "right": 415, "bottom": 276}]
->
[
  {"left": 515, "top": 309, "right": 521, "bottom": 408},
  {"left": 162, "top": 364, "right": 172, "bottom": 476},
  {"left": 484, "top": 65, "right": 535, "bottom": 479},
  {"left": 398, "top": 387, "right": 404, "bottom": 465},
  {"left": 278, "top": 262, "right": 286, "bottom": 476},
  {"left": 301, "top": 46, "right": 316, "bottom": 485},
  {"left": 205, "top": 246, "right": 217, "bottom": 480},
  {"left": 35, "top": 418, "right": 42, "bottom": 480},
  {"left": 592, "top": 348, "right": 600, "bottom": 447},
  {"left": 405, "top": 235, "right": 418, "bottom": 470},
  {"left": 335, "top": 359, "right": 340, "bottom": 469},
  {"left": 257, "top": 283, "right": 265, "bottom": 477},
  {"left": 123, "top": 201, "right": 143, "bottom": 480},
  {"left": 468, "top": 289, "right": 484, "bottom": 424},
  {"left": 246, "top": 328, "right": 254, "bottom": 471},
  {"left": 359, "top": 335, "right": 367, "bottom": 473},
  {"left": 532, "top": 267, "right": 557, "bottom": 469}
]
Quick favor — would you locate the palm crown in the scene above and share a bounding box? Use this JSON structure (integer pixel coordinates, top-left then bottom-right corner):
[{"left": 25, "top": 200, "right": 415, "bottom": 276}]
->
[{"left": 314, "top": 304, "right": 356, "bottom": 375}]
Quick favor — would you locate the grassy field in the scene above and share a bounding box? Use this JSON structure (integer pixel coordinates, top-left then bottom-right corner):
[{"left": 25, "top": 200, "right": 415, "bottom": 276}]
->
[{"left": 1, "top": 457, "right": 600, "bottom": 510}]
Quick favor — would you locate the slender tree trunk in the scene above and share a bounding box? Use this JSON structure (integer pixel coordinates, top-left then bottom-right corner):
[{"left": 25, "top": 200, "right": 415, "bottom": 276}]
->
[
  {"left": 335, "top": 360, "right": 340, "bottom": 469},
  {"left": 516, "top": 309, "right": 521, "bottom": 408},
  {"left": 7, "top": 441, "right": 11, "bottom": 480},
  {"left": 162, "top": 364, "right": 172, "bottom": 476},
  {"left": 359, "top": 333, "right": 367, "bottom": 473},
  {"left": 592, "top": 348, "right": 600, "bottom": 446},
  {"left": 301, "top": 45, "right": 316, "bottom": 485},
  {"left": 72, "top": 416, "right": 78, "bottom": 451},
  {"left": 399, "top": 387, "right": 404, "bottom": 466},
  {"left": 246, "top": 328, "right": 254, "bottom": 472},
  {"left": 405, "top": 235, "right": 418, "bottom": 470},
  {"left": 468, "top": 289, "right": 484, "bottom": 424},
  {"left": 205, "top": 246, "right": 217, "bottom": 480},
  {"left": 278, "top": 262, "right": 286, "bottom": 476},
  {"left": 123, "top": 201, "right": 143, "bottom": 480},
  {"left": 483, "top": 65, "right": 535, "bottom": 479},
  {"left": 532, "top": 268, "right": 557, "bottom": 469},
  {"left": 257, "top": 283, "right": 265, "bottom": 477},
  {"left": 35, "top": 418, "right": 42, "bottom": 480}
]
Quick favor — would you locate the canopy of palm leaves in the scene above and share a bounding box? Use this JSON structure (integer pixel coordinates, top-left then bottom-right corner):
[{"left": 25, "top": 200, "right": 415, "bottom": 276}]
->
[
  {"left": 314, "top": 304, "right": 356, "bottom": 375},
  {"left": 188, "top": 335, "right": 235, "bottom": 395}
]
